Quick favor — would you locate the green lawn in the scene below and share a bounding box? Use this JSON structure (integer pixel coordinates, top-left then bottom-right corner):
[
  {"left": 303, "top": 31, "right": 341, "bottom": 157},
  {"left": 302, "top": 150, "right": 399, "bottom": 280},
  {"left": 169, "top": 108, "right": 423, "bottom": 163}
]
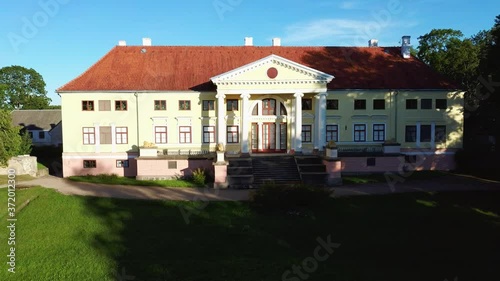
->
[
  {"left": 343, "top": 170, "right": 448, "bottom": 185},
  {"left": 0, "top": 187, "right": 499, "bottom": 281},
  {"left": 68, "top": 174, "right": 203, "bottom": 188}
]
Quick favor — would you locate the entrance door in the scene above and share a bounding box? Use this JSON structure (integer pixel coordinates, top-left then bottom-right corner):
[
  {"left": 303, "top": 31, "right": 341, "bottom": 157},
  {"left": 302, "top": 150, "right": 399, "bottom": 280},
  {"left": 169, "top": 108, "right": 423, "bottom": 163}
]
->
[{"left": 262, "top": 123, "right": 276, "bottom": 152}]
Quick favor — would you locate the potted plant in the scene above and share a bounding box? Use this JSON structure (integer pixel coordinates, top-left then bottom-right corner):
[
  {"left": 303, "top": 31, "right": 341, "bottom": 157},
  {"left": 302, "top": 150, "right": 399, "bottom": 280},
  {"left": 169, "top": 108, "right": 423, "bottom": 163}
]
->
[
  {"left": 216, "top": 142, "right": 225, "bottom": 163},
  {"left": 325, "top": 140, "right": 338, "bottom": 158}
]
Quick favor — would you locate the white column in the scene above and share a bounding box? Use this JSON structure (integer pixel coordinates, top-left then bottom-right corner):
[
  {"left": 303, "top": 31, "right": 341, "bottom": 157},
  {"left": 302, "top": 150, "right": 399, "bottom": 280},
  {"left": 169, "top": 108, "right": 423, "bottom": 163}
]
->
[
  {"left": 111, "top": 123, "right": 116, "bottom": 153},
  {"left": 315, "top": 92, "right": 327, "bottom": 150},
  {"left": 257, "top": 122, "right": 263, "bottom": 151},
  {"left": 416, "top": 122, "right": 421, "bottom": 148},
  {"left": 294, "top": 92, "right": 304, "bottom": 152},
  {"left": 216, "top": 93, "right": 226, "bottom": 146},
  {"left": 94, "top": 123, "right": 100, "bottom": 153},
  {"left": 275, "top": 119, "right": 280, "bottom": 151},
  {"left": 240, "top": 93, "right": 251, "bottom": 153},
  {"left": 430, "top": 122, "right": 436, "bottom": 149}
]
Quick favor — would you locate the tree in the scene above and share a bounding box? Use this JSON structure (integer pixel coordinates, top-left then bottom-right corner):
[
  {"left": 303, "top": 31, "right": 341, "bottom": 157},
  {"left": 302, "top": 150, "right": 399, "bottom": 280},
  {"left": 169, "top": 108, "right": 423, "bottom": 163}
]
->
[
  {"left": 416, "top": 29, "right": 481, "bottom": 94},
  {"left": 0, "top": 109, "right": 32, "bottom": 166},
  {"left": 0, "top": 65, "right": 51, "bottom": 110}
]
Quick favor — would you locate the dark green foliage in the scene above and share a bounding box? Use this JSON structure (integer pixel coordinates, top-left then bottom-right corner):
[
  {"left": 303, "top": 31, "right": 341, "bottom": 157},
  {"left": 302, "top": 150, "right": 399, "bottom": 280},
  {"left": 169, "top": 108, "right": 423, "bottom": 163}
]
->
[
  {"left": 0, "top": 65, "right": 51, "bottom": 109},
  {"left": 0, "top": 109, "right": 33, "bottom": 166},
  {"left": 250, "top": 182, "right": 333, "bottom": 212}
]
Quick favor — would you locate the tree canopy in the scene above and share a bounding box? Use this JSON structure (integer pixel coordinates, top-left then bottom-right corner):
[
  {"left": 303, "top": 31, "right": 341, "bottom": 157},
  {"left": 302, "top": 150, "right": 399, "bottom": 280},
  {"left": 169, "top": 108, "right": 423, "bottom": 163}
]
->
[
  {"left": 0, "top": 65, "right": 51, "bottom": 110},
  {"left": 0, "top": 109, "right": 32, "bottom": 166},
  {"left": 415, "top": 15, "right": 500, "bottom": 150}
]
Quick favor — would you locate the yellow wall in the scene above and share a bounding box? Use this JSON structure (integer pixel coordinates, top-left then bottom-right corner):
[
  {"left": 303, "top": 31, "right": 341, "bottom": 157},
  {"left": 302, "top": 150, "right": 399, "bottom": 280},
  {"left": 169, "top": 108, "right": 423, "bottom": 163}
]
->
[{"left": 60, "top": 89, "right": 464, "bottom": 154}]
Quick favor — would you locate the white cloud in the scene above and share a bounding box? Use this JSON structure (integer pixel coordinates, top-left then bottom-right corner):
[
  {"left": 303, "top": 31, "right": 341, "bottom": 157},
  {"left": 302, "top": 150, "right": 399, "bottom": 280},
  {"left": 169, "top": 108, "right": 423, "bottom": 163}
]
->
[
  {"left": 339, "top": 1, "right": 359, "bottom": 10},
  {"left": 282, "top": 18, "right": 419, "bottom": 45}
]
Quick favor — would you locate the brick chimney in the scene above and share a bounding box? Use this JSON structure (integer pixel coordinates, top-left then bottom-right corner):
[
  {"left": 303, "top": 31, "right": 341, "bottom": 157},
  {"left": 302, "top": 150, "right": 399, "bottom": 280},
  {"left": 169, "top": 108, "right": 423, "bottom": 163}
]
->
[
  {"left": 368, "top": 39, "right": 378, "bottom": 47},
  {"left": 244, "top": 37, "right": 253, "bottom": 46},
  {"left": 142, "top": 38, "right": 152, "bottom": 46},
  {"left": 401, "top": 36, "right": 411, "bottom": 59}
]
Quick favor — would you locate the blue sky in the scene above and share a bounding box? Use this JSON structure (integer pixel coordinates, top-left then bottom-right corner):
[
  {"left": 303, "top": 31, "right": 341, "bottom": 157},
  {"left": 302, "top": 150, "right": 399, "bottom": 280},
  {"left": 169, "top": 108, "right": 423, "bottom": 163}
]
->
[{"left": 1, "top": 0, "right": 498, "bottom": 105}]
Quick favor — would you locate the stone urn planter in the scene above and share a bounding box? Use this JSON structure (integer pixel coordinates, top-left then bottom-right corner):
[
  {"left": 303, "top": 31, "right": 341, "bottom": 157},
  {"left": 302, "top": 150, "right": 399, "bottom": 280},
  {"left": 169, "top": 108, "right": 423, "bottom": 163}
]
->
[
  {"left": 325, "top": 140, "right": 338, "bottom": 158},
  {"left": 215, "top": 143, "right": 225, "bottom": 163},
  {"left": 139, "top": 142, "right": 158, "bottom": 157}
]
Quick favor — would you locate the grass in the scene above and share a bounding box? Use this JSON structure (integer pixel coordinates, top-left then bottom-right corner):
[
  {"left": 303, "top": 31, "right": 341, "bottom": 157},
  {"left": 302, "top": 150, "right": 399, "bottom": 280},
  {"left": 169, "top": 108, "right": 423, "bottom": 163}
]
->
[
  {"left": 68, "top": 174, "right": 203, "bottom": 188},
  {"left": 342, "top": 170, "right": 447, "bottom": 185},
  {"left": 37, "top": 162, "right": 47, "bottom": 170},
  {"left": 0, "top": 174, "right": 35, "bottom": 186},
  {"left": 0, "top": 187, "right": 499, "bottom": 280}
]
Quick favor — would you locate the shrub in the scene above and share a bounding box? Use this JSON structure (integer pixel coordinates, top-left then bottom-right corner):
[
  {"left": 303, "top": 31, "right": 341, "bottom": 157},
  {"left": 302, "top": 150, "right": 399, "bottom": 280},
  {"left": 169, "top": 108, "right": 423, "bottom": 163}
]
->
[
  {"left": 192, "top": 168, "right": 206, "bottom": 186},
  {"left": 250, "top": 183, "right": 333, "bottom": 213}
]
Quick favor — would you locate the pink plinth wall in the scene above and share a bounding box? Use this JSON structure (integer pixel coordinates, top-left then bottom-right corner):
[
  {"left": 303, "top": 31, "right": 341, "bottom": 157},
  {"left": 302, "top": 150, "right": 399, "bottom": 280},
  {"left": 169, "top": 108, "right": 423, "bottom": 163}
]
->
[
  {"left": 62, "top": 157, "right": 138, "bottom": 178},
  {"left": 341, "top": 153, "right": 456, "bottom": 173},
  {"left": 136, "top": 158, "right": 214, "bottom": 180},
  {"left": 213, "top": 163, "right": 228, "bottom": 189},
  {"left": 323, "top": 159, "right": 342, "bottom": 185}
]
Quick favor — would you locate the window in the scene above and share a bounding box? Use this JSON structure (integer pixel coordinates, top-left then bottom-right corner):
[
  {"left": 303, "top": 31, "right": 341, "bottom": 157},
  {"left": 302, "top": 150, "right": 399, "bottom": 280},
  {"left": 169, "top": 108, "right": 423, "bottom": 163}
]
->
[
  {"left": 420, "top": 125, "right": 431, "bottom": 142},
  {"left": 302, "top": 125, "right": 312, "bottom": 143},
  {"left": 367, "top": 158, "right": 376, "bottom": 166},
  {"left": 435, "top": 125, "right": 446, "bottom": 143},
  {"left": 83, "top": 160, "right": 96, "bottom": 168},
  {"left": 100, "top": 126, "right": 112, "bottom": 144},
  {"left": 302, "top": 99, "right": 312, "bottom": 110},
  {"left": 373, "top": 99, "right": 385, "bottom": 110},
  {"left": 373, "top": 124, "right": 385, "bottom": 142},
  {"left": 99, "top": 100, "right": 111, "bottom": 111},
  {"left": 262, "top": 99, "right": 276, "bottom": 115},
  {"left": 83, "top": 127, "right": 95, "bottom": 144},
  {"left": 38, "top": 131, "right": 45, "bottom": 139},
  {"left": 406, "top": 99, "right": 417, "bottom": 109},
  {"left": 115, "top": 100, "right": 127, "bottom": 111},
  {"left": 203, "top": 126, "right": 215, "bottom": 143},
  {"left": 227, "top": 126, "right": 239, "bottom": 143},
  {"left": 436, "top": 99, "right": 447, "bottom": 109},
  {"left": 179, "top": 100, "right": 191, "bottom": 110},
  {"left": 252, "top": 105, "right": 259, "bottom": 115},
  {"left": 326, "top": 125, "right": 338, "bottom": 142},
  {"left": 168, "top": 161, "right": 177, "bottom": 169},
  {"left": 179, "top": 126, "right": 192, "bottom": 143},
  {"left": 202, "top": 100, "right": 215, "bottom": 111},
  {"left": 327, "top": 99, "right": 338, "bottom": 110},
  {"left": 227, "top": 99, "right": 238, "bottom": 111},
  {"left": 280, "top": 102, "right": 287, "bottom": 115},
  {"left": 28, "top": 132, "right": 33, "bottom": 139},
  {"left": 405, "top": 126, "right": 417, "bottom": 142},
  {"left": 354, "top": 99, "right": 366, "bottom": 110},
  {"left": 82, "top": 100, "right": 94, "bottom": 111},
  {"left": 154, "top": 100, "right": 166, "bottom": 110},
  {"left": 421, "top": 99, "right": 432, "bottom": 109},
  {"left": 354, "top": 124, "right": 366, "bottom": 142},
  {"left": 115, "top": 127, "right": 128, "bottom": 144},
  {"left": 405, "top": 155, "right": 417, "bottom": 164},
  {"left": 155, "top": 126, "right": 167, "bottom": 144},
  {"left": 116, "top": 160, "right": 129, "bottom": 168}
]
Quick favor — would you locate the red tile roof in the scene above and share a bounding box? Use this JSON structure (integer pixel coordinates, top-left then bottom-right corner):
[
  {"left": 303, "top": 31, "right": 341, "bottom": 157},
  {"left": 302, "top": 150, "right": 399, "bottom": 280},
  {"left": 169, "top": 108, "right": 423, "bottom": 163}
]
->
[{"left": 58, "top": 46, "right": 459, "bottom": 92}]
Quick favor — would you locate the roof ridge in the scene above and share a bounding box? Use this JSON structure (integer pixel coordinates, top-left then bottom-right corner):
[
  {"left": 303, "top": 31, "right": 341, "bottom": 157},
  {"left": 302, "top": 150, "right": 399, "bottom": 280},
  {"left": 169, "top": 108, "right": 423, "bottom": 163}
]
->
[{"left": 56, "top": 47, "right": 118, "bottom": 92}]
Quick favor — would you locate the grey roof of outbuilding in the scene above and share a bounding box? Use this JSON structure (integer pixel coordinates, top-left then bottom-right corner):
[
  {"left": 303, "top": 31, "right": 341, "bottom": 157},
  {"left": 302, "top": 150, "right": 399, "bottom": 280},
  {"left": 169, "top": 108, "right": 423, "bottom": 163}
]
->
[{"left": 11, "top": 110, "right": 62, "bottom": 131}]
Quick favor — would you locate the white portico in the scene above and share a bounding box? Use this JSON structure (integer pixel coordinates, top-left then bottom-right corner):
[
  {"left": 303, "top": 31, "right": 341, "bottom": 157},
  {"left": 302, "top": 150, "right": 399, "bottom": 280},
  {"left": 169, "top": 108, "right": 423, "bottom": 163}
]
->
[{"left": 210, "top": 55, "right": 334, "bottom": 154}]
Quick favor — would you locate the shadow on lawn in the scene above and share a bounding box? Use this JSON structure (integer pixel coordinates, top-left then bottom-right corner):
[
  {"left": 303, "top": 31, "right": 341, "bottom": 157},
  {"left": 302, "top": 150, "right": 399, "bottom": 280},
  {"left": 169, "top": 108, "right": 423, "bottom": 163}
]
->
[{"left": 76, "top": 181, "right": 500, "bottom": 281}]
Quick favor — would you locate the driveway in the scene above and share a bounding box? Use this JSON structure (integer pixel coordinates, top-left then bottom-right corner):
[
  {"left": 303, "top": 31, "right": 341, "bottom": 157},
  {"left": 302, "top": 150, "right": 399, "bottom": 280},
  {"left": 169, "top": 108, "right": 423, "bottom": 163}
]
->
[{"left": 11, "top": 173, "right": 500, "bottom": 201}]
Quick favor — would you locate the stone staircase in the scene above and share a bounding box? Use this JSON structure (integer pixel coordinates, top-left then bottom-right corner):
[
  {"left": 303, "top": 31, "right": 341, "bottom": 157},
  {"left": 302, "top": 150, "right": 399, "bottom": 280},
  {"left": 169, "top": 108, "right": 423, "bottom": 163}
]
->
[
  {"left": 251, "top": 156, "right": 302, "bottom": 186},
  {"left": 295, "top": 156, "right": 328, "bottom": 186},
  {"left": 227, "top": 157, "right": 254, "bottom": 189}
]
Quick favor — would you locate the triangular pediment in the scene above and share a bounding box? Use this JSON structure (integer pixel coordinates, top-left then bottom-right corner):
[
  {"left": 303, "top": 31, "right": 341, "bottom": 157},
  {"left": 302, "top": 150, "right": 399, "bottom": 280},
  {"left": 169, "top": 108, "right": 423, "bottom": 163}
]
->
[{"left": 210, "top": 55, "right": 334, "bottom": 87}]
